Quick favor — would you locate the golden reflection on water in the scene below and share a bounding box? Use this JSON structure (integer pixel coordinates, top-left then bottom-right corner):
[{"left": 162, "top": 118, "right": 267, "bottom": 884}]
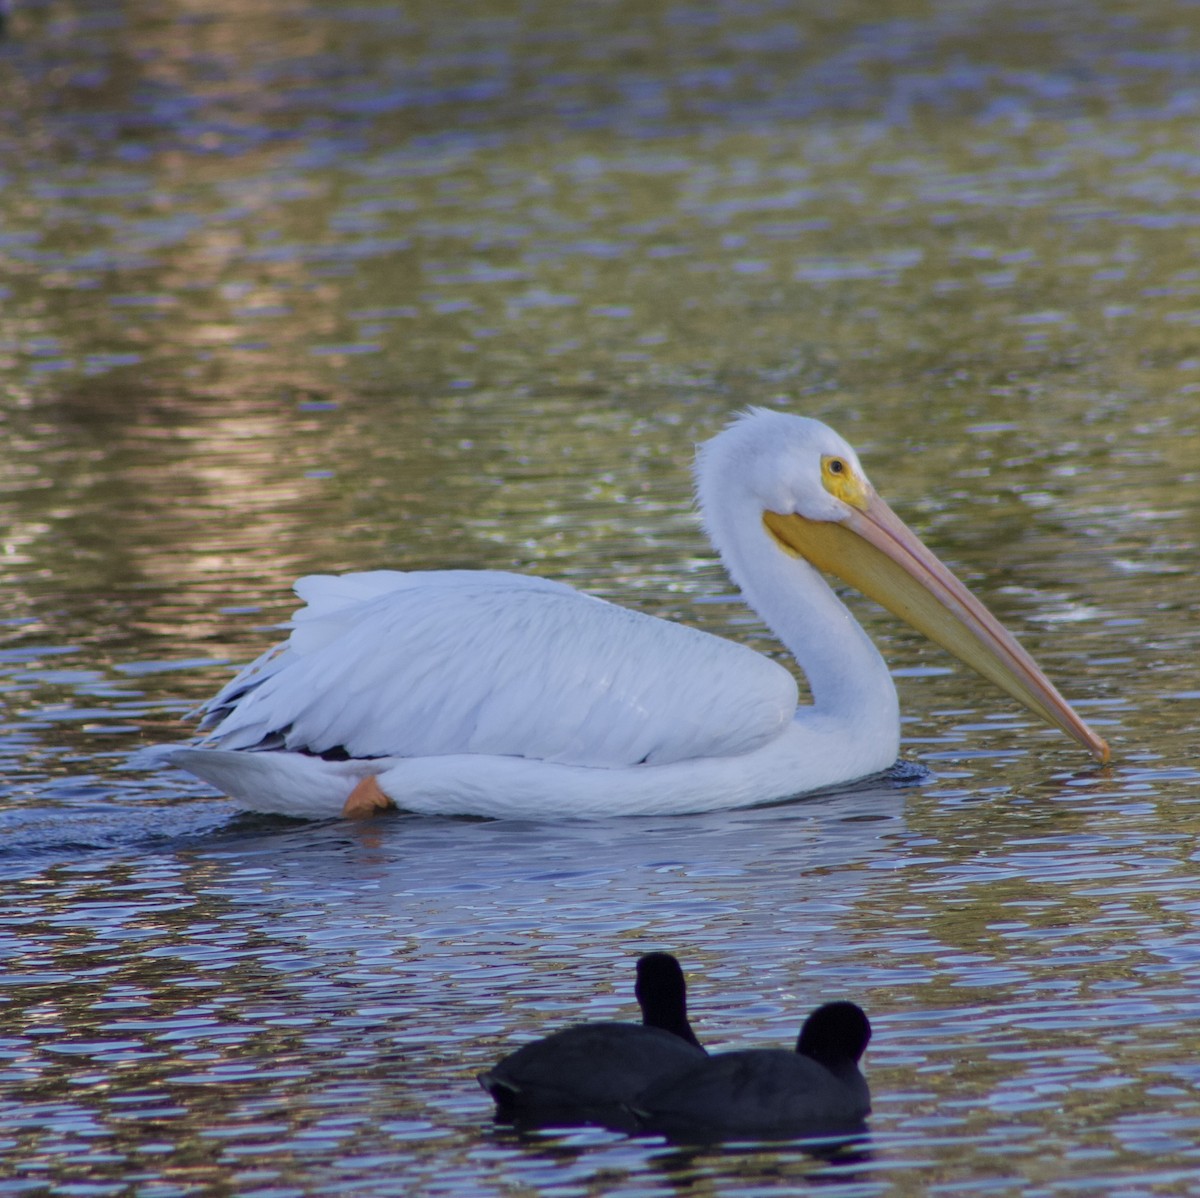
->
[{"left": 0, "top": 0, "right": 1194, "bottom": 838}]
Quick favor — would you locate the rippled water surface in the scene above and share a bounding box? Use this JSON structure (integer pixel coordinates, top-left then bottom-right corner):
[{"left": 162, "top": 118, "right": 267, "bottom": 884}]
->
[{"left": 2, "top": 0, "right": 1199, "bottom": 1193}]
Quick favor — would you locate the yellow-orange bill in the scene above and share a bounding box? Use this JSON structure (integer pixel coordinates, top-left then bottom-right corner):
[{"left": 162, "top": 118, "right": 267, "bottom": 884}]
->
[{"left": 763, "top": 495, "right": 1111, "bottom": 764}]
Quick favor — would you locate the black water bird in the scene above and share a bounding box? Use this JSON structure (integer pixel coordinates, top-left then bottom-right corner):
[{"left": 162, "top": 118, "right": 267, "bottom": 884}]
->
[
  {"left": 630, "top": 999, "right": 871, "bottom": 1142},
  {"left": 478, "top": 951, "right": 705, "bottom": 1125}
]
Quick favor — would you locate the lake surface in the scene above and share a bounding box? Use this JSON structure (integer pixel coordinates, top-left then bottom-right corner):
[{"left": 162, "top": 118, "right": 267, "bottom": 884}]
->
[{"left": 1, "top": 0, "right": 1199, "bottom": 1193}]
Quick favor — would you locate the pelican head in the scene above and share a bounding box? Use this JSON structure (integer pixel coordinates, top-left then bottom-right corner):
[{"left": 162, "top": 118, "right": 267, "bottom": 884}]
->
[{"left": 702, "top": 408, "right": 1110, "bottom": 764}]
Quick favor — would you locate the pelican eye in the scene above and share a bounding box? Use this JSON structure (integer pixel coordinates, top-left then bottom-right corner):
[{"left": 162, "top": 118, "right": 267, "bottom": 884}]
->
[{"left": 820, "top": 453, "right": 869, "bottom": 509}]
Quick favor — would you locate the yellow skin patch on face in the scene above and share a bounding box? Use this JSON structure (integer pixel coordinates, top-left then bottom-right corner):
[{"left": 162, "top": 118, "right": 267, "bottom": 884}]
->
[{"left": 820, "top": 455, "right": 871, "bottom": 510}]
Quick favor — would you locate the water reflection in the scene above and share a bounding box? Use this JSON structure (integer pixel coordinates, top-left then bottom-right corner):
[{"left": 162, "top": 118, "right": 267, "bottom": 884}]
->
[
  {"left": 2, "top": 789, "right": 907, "bottom": 1188},
  {"left": 5, "top": 770, "right": 1200, "bottom": 1192}
]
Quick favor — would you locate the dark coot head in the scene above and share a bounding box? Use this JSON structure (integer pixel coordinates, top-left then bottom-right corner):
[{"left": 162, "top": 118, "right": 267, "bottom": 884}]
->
[
  {"left": 635, "top": 952, "right": 701, "bottom": 1048},
  {"left": 795, "top": 1001, "right": 871, "bottom": 1072}
]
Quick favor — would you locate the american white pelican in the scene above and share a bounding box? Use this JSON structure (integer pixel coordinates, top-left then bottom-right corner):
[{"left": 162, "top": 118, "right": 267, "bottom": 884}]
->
[
  {"left": 152, "top": 408, "right": 1109, "bottom": 819},
  {"left": 478, "top": 952, "right": 705, "bottom": 1126},
  {"left": 630, "top": 1000, "right": 871, "bottom": 1142}
]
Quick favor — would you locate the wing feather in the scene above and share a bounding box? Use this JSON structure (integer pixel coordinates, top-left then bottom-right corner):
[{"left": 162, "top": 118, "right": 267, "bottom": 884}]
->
[{"left": 199, "top": 570, "right": 797, "bottom": 768}]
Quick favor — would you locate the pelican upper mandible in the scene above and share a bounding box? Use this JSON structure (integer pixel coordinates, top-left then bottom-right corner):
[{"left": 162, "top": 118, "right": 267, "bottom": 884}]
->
[{"left": 149, "top": 408, "right": 1109, "bottom": 819}]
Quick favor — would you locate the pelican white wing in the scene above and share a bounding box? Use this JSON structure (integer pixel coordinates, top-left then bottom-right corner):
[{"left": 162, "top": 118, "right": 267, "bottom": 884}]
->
[{"left": 197, "top": 570, "right": 799, "bottom": 768}]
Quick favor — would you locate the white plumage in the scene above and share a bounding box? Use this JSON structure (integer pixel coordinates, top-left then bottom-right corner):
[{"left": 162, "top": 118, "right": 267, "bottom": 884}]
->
[
  {"left": 149, "top": 409, "right": 1108, "bottom": 819},
  {"left": 199, "top": 571, "right": 796, "bottom": 767}
]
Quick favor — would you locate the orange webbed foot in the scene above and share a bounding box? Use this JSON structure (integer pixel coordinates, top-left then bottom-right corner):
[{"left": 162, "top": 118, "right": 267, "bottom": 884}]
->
[{"left": 342, "top": 775, "right": 395, "bottom": 818}]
